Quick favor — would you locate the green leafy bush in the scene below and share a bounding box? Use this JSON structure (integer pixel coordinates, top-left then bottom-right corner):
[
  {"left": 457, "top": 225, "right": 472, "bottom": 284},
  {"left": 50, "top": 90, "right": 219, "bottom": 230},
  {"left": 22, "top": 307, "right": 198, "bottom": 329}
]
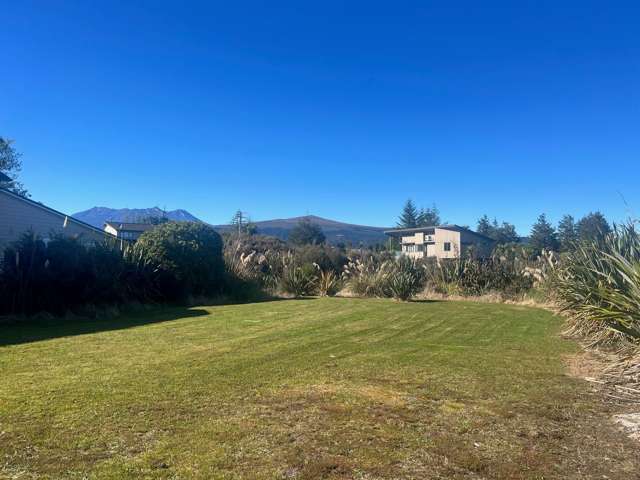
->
[
  {"left": 294, "top": 244, "right": 346, "bottom": 274},
  {"left": 134, "top": 222, "right": 224, "bottom": 301}
]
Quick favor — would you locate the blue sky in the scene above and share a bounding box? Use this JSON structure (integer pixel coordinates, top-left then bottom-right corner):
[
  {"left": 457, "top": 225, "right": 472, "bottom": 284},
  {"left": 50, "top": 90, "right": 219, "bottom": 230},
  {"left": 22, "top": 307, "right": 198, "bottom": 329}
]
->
[{"left": 2, "top": 1, "right": 639, "bottom": 233}]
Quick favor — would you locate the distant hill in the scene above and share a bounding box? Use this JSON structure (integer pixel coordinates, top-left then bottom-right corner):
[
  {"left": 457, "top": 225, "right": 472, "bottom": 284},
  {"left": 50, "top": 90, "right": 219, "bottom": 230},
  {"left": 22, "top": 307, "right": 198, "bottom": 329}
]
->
[
  {"left": 73, "top": 208, "right": 390, "bottom": 245},
  {"left": 72, "top": 207, "right": 201, "bottom": 227},
  {"left": 214, "top": 215, "right": 390, "bottom": 246}
]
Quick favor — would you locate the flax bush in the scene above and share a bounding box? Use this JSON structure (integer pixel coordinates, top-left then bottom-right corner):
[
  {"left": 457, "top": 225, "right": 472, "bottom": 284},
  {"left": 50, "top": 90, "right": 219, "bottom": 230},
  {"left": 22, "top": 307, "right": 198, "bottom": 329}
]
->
[
  {"left": 387, "top": 256, "right": 427, "bottom": 301},
  {"left": 279, "top": 261, "right": 317, "bottom": 297},
  {"left": 553, "top": 223, "right": 640, "bottom": 344}
]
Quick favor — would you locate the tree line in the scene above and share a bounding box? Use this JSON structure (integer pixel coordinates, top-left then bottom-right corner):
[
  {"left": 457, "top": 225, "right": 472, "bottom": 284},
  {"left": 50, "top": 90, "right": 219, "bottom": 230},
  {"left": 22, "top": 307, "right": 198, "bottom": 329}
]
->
[
  {"left": 528, "top": 211, "right": 610, "bottom": 252},
  {"left": 397, "top": 198, "right": 613, "bottom": 253}
]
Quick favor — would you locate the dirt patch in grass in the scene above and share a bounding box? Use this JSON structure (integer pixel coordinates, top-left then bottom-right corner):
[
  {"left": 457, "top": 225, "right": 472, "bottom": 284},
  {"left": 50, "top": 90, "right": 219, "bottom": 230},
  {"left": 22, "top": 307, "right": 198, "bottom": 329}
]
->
[{"left": 565, "top": 346, "right": 640, "bottom": 452}]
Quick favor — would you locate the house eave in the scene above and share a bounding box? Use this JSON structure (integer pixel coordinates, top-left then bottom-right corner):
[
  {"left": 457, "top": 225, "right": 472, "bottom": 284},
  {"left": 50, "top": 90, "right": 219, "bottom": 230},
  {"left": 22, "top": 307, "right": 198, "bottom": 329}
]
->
[{"left": 0, "top": 187, "right": 116, "bottom": 239}]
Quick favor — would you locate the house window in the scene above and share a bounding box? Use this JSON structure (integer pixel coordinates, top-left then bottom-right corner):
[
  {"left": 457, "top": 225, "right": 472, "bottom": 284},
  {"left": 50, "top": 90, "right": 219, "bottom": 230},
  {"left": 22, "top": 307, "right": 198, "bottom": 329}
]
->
[{"left": 444, "top": 242, "right": 451, "bottom": 252}]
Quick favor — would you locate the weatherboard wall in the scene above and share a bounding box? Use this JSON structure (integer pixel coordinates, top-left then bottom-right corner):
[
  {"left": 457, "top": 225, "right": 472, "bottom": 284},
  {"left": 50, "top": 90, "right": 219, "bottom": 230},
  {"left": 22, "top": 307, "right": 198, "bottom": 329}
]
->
[{"left": 0, "top": 190, "right": 111, "bottom": 249}]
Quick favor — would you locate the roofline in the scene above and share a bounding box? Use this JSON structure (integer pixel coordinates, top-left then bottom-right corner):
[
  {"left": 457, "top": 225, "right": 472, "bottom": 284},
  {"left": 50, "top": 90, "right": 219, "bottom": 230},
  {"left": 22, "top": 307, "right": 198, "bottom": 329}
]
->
[
  {"left": 384, "top": 224, "right": 495, "bottom": 241},
  {"left": 0, "top": 187, "right": 115, "bottom": 239},
  {"left": 384, "top": 226, "right": 438, "bottom": 236},
  {"left": 104, "top": 221, "right": 156, "bottom": 230}
]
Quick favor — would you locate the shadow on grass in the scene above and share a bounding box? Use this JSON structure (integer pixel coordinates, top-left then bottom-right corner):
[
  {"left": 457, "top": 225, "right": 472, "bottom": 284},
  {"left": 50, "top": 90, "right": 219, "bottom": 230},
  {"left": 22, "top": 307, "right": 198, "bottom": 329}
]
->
[
  {"left": 0, "top": 296, "right": 319, "bottom": 347},
  {"left": 0, "top": 306, "right": 213, "bottom": 347}
]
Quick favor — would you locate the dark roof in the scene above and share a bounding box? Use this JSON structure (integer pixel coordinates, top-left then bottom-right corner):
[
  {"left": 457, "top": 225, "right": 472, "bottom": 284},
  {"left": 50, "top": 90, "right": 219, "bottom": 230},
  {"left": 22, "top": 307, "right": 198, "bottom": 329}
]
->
[
  {"left": 104, "top": 222, "right": 156, "bottom": 232},
  {"left": 385, "top": 226, "right": 436, "bottom": 237},
  {"left": 384, "top": 224, "right": 495, "bottom": 241},
  {"left": 0, "top": 187, "right": 115, "bottom": 238},
  {"left": 0, "top": 172, "right": 12, "bottom": 183}
]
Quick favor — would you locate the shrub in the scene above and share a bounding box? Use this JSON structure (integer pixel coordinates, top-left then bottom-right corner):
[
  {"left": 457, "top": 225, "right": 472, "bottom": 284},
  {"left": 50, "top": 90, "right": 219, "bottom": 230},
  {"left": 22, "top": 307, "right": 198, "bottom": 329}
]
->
[
  {"left": 133, "top": 222, "right": 224, "bottom": 301},
  {"left": 295, "top": 244, "right": 347, "bottom": 274},
  {"left": 223, "top": 234, "right": 286, "bottom": 254}
]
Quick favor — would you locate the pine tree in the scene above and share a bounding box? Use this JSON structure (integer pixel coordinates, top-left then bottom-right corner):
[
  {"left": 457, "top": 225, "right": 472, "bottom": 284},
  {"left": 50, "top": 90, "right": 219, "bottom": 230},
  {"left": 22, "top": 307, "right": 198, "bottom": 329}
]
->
[
  {"left": 476, "top": 215, "right": 493, "bottom": 237},
  {"left": 397, "top": 199, "right": 419, "bottom": 228},
  {"left": 530, "top": 213, "right": 559, "bottom": 252},
  {"left": 557, "top": 214, "right": 578, "bottom": 251},
  {"left": 476, "top": 215, "right": 518, "bottom": 244},
  {"left": 494, "top": 222, "right": 519, "bottom": 244},
  {"left": 577, "top": 212, "right": 611, "bottom": 243},
  {"left": 417, "top": 204, "right": 441, "bottom": 227}
]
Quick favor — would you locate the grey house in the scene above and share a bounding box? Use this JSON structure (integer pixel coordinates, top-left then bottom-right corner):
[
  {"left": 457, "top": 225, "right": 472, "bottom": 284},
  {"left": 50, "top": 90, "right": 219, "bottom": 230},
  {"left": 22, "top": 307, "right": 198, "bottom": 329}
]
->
[
  {"left": 0, "top": 186, "right": 114, "bottom": 249},
  {"left": 104, "top": 222, "right": 156, "bottom": 243}
]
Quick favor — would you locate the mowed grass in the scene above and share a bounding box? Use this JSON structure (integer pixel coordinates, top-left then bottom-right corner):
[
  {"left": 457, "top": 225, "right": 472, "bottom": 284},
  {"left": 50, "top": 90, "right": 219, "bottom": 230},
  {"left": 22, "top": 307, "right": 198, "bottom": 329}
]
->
[{"left": 1, "top": 298, "right": 638, "bottom": 479}]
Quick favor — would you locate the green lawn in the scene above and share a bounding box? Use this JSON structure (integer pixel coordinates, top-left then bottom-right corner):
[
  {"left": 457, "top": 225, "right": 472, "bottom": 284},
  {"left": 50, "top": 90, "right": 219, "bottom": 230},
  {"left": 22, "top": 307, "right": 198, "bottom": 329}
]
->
[{"left": 1, "top": 298, "right": 637, "bottom": 479}]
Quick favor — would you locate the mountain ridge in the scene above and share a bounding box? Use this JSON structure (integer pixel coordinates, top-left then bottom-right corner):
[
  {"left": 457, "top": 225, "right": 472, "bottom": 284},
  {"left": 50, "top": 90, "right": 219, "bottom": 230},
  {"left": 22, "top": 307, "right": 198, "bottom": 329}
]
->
[
  {"left": 72, "top": 208, "right": 390, "bottom": 245},
  {"left": 73, "top": 207, "right": 201, "bottom": 227},
  {"left": 213, "top": 214, "right": 390, "bottom": 245}
]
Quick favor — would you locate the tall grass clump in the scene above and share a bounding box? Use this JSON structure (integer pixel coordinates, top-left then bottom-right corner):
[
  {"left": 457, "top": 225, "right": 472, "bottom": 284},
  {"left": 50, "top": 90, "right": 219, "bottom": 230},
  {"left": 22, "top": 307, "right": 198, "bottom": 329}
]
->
[
  {"left": 315, "top": 267, "right": 341, "bottom": 297},
  {"left": 554, "top": 223, "right": 640, "bottom": 345},
  {"left": 342, "top": 255, "right": 392, "bottom": 297},
  {"left": 221, "top": 236, "right": 347, "bottom": 298},
  {"left": 424, "top": 247, "right": 535, "bottom": 299},
  {"left": 342, "top": 255, "right": 426, "bottom": 301}
]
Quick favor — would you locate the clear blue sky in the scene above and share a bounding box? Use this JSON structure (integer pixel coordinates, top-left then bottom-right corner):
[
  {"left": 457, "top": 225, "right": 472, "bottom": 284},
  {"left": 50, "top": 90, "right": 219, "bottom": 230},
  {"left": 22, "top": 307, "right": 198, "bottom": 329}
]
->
[{"left": 2, "top": 1, "right": 639, "bottom": 234}]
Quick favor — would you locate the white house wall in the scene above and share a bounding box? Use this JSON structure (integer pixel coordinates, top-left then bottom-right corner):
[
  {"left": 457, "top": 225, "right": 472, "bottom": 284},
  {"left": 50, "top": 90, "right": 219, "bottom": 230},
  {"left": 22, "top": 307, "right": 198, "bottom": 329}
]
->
[{"left": 433, "top": 228, "right": 461, "bottom": 259}]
